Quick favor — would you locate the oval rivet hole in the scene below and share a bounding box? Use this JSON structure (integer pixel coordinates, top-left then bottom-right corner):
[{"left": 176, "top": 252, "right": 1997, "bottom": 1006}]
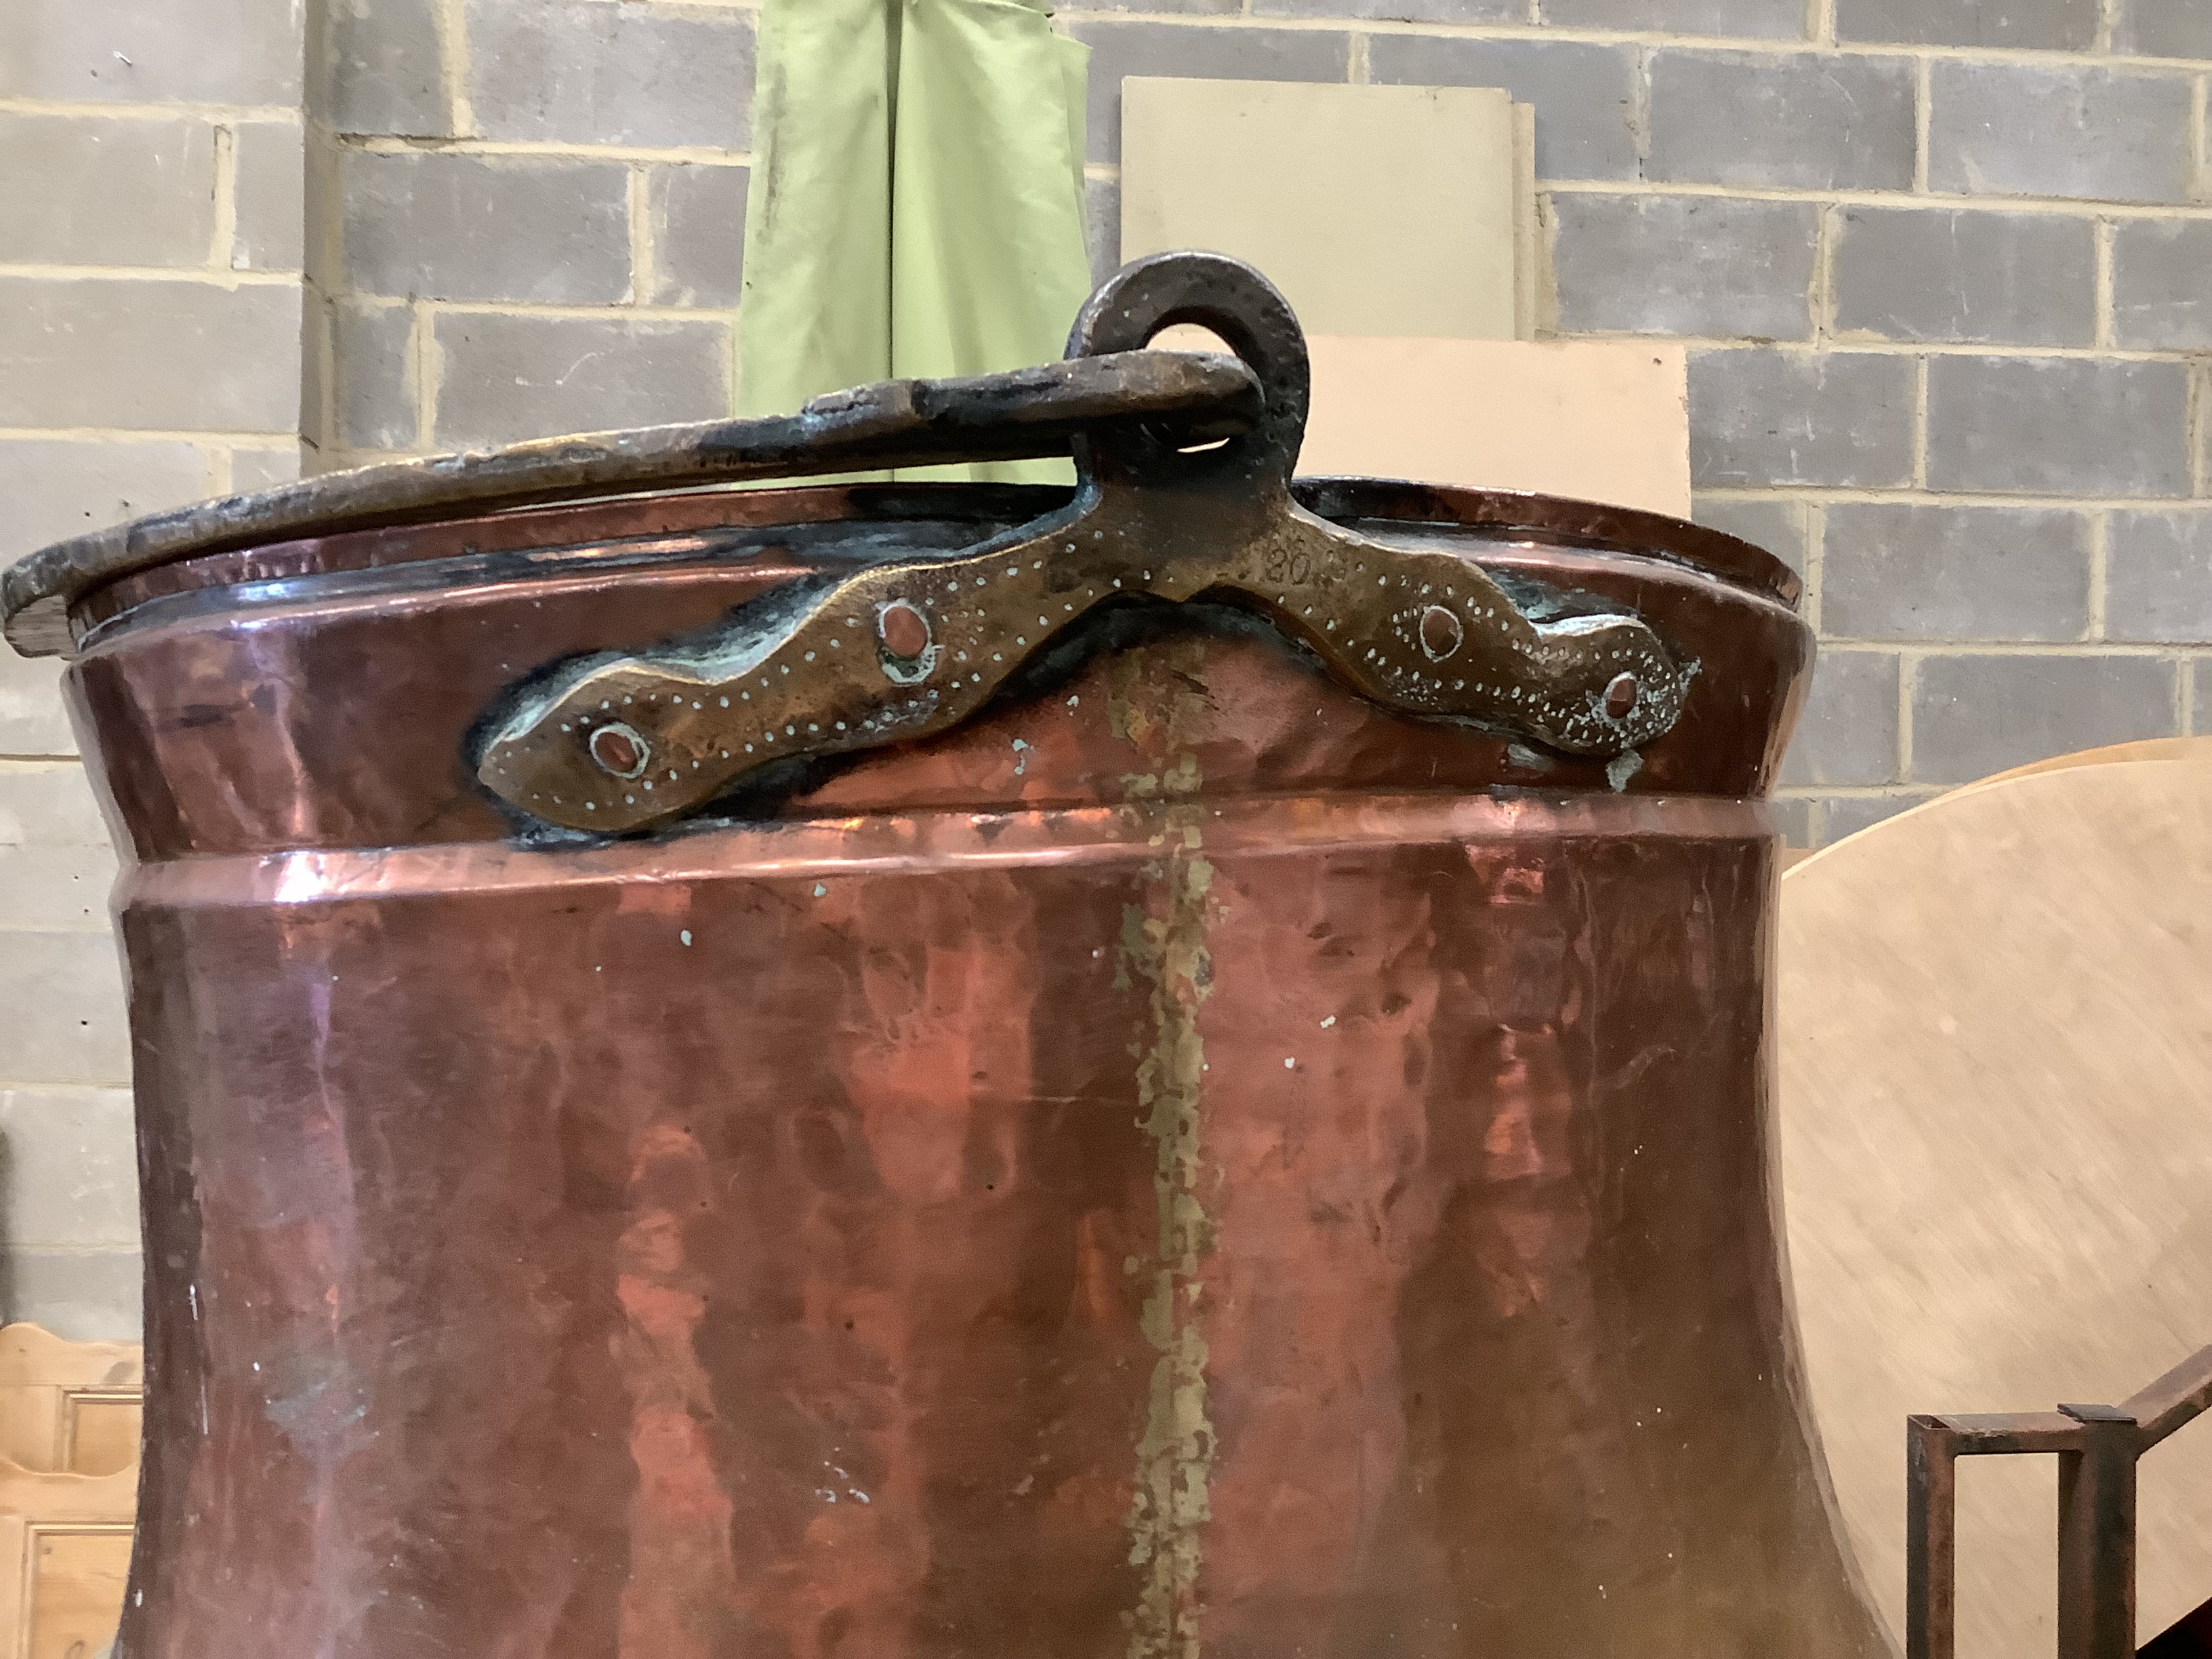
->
[
  {"left": 1418, "top": 605, "right": 1463, "bottom": 662},
  {"left": 878, "top": 599, "right": 931, "bottom": 662},
  {"left": 589, "top": 720, "right": 650, "bottom": 779},
  {"left": 1604, "top": 672, "right": 1641, "bottom": 719}
]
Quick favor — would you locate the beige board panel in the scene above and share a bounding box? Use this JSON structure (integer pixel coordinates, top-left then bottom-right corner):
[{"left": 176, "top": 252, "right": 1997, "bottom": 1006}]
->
[
  {"left": 24, "top": 1529, "right": 129, "bottom": 1659},
  {"left": 1512, "top": 104, "right": 1537, "bottom": 342},
  {"left": 58, "top": 1404, "right": 136, "bottom": 1482},
  {"left": 0, "top": 1463, "right": 137, "bottom": 1528},
  {"left": 0, "top": 1331, "right": 140, "bottom": 1478},
  {"left": 1294, "top": 336, "right": 1692, "bottom": 518},
  {"left": 0, "top": 1407, "right": 58, "bottom": 1486},
  {"left": 0, "top": 1332, "right": 137, "bottom": 1396},
  {"left": 1779, "top": 758, "right": 2212, "bottom": 1656},
  {"left": 0, "top": 1460, "right": 137, "bottom": 1659},
  {"left": 0, "top": 1517, "right": 24, "bottom": 1659},
  {"left": 1121, "top": 79, "right": 1525, "bottom": 340}
]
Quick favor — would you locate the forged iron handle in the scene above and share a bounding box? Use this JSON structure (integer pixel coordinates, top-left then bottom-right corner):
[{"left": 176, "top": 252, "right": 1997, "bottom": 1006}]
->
[
  {"left": 0, "top": 350, "right": 1263, "bottom": 657},
  {"left": 477, "top": 502, "right": 1685, "bottom": 832},
  {"left": 476, "top": 254, "right": 1693, "bottom": 834}
]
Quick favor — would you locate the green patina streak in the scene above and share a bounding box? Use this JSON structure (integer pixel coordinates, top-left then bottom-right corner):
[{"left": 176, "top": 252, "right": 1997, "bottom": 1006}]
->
[
  {"left": 1107, "top": 640, "right": 1220, "bottom": 1659},
  {"left": 1119, "top": 824, "right": 1216, "bottom": 1659}
]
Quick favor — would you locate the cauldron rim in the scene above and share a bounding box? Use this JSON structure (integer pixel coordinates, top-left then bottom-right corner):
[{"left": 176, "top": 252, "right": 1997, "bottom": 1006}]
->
[{"left": 5, "top": 472, "right": 1797, "bottom": 662}]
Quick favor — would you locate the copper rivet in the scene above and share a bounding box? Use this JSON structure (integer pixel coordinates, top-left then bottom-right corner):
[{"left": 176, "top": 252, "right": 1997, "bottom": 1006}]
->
[
  {"left": 1604, "top": 672, "right": 1640, "bottom": 719},
  {"left": 1418, "top": 605, "right": 1463, "bottom": 662},
  {"left": 878, "top": 600, "right": 930, "bottom": 660},
  {"left": 588, "top": 722, "right": 648, "bottom": 778}
]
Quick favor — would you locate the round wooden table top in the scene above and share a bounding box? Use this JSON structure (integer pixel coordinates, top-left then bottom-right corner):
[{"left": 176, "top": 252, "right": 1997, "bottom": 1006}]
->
[{"left": 1780, "top": 752, "right": 2212, "bottom": 1658}]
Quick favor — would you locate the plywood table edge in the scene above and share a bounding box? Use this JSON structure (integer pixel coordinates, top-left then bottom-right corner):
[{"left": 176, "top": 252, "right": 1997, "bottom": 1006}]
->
[
  {"left": 1960, "top": 735, "right": 2212, "bottom": 795},
  {"left": 1784, "top": 753, "right": 2212, "bottom": 883}
]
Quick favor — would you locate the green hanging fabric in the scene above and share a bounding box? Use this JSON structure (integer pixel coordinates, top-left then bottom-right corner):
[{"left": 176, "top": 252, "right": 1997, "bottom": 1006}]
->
[
  {"left": 735, "top": 0, "right": 894, "bottom": 432},
  {"left": 737, "top": 0, "right": 1094, "bottom": 486}
]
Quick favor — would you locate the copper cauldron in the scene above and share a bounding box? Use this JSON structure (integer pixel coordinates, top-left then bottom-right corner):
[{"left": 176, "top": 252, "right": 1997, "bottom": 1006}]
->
[{"left": 4, "top": 255, "right": 1889, "bottom": 1659}]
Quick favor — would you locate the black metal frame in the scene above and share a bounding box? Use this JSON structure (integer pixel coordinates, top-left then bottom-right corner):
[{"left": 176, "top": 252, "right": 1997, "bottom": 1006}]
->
[{"left": 1907, "top": 1343, "right": 2212, "bottom": 1659}]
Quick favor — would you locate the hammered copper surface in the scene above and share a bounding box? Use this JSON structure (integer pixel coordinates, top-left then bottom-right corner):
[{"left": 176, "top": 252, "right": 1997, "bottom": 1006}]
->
[
  {"left": 98, "top": 623, "right": 1879, "bottom": 1659},
  {"left": 121, "top": 796, "right": 1878, "bottom": 1659},
  {"left": 32, "top": 254, "right": 1881, "bottom": 1659}
]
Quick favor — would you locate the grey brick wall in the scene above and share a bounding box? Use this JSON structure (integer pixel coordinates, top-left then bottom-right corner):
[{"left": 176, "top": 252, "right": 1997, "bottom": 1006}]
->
[
  {"left": 1830, "top": 209, "right": 2097, "bottom": 346},
  {"left": 2, "top": 0, "right": 310, "bottom": 1339},
  {"left": 303, "top": 0, "right": 752, "bottom": 464}
]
